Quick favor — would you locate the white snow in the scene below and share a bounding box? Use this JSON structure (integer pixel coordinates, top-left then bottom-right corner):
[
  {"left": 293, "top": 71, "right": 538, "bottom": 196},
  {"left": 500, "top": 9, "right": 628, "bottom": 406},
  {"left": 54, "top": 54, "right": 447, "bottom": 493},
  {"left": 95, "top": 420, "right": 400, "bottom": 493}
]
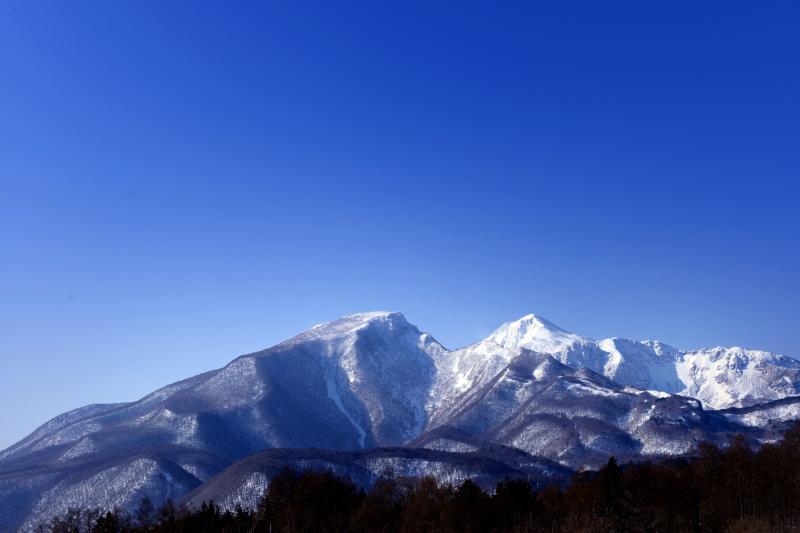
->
[
  {"left": 325, "top": 372, "right": 367, "bottom": 447},
  {"left": 471, "top": 316, "right": 800, "bottom": 410},
  {"left": 487, "top": 314, "right": 590, "bottom": 354},
  {"left": 676, "top": 346, "right": 800, "bottom": 408}
]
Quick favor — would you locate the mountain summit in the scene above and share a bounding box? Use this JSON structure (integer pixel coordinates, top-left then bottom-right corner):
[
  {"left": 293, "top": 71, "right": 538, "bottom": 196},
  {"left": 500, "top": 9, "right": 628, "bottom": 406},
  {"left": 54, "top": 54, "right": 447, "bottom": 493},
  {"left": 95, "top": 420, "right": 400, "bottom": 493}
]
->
[{"left": 486, "top": 314, "right": 589, "bottom": 353}]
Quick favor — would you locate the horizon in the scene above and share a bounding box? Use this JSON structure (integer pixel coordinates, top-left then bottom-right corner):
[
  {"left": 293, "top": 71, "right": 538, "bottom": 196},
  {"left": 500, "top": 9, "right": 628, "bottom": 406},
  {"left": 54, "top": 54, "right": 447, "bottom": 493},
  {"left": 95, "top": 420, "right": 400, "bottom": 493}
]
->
[{"left": 2, "top": 1, "right": 799, "bottom": 452}]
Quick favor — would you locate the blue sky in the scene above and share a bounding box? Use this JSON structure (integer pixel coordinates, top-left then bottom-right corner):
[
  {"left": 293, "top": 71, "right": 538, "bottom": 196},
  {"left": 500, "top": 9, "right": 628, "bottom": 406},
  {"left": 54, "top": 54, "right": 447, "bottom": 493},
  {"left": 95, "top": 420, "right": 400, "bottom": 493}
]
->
[{"left": 1, "top": 1, "right": 799, "bottom": 449}]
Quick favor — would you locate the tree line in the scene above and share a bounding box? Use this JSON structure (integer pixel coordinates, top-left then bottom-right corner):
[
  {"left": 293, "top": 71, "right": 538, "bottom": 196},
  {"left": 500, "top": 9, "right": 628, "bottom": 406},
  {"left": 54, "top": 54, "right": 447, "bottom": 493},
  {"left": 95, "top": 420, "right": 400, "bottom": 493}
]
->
[{"left": 40, "top": 422, "right": 800, "bottom": 532}]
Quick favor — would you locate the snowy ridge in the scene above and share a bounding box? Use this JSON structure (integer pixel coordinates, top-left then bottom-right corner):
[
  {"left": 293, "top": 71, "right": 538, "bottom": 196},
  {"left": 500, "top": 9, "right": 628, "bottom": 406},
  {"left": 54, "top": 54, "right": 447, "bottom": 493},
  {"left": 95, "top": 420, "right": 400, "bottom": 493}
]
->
[
  {"left": 677, "top": 346, "right": 800, "bottom": 408},
  {"left": 476, "top": 315, "right": 800, "bottom": 409}
]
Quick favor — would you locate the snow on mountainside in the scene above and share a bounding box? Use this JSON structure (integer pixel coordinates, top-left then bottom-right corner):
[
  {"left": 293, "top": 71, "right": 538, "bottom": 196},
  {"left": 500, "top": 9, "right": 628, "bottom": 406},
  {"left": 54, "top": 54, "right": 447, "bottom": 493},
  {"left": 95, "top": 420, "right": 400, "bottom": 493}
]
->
[
  {"left": 481, "top": 314, "right": 800, "bottom": 409},
  {"left": 470, "top": 315, "right": 684, "bottom": 396},
  {"left": 486, "top": 314, "right": 589, "bottom": 355},
  {"left": 721, "top": 396, "right": 800, "bottom": 431},
  {"left": 677, "top": 347, "right": 800, "bottom": 409},
  {"left": 273, "top": 311, "right": 446, "bottom": 445},
  {"left": 2, "top": 310, "right": 799, "bottom": 531},
  {"left": 415, "top": 350, "right": 747, "bottom": 470},
  {"left": 426, "top": 315, "right": 598, "bottom": 427}
]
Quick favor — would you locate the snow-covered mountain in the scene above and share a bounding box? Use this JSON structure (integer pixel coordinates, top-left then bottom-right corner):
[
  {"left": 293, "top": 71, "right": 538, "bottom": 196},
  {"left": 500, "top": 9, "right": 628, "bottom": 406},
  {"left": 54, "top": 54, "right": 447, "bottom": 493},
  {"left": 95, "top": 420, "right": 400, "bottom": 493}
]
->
[
  {"left": 416, "top": 349, "right": 746, "bottom": 469},
  {"left": 676, "top": 346, "right": 800, "bottom": 409},
  {"left": 479, "top": 314, "right": 800, "bottom": 409},
  {"left": 2, "top": 311, "right": 799, "bottom": 530}
]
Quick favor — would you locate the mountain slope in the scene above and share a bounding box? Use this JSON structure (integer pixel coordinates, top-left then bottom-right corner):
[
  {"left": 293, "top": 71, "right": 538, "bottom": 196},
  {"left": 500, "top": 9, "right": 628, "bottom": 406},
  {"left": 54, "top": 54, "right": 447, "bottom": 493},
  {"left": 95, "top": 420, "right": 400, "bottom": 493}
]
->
[
  {"left": 481, "top": 315, "right": 800, "bottom": 409},
  {"left": 416, "top": 350, "right": 750, "bottom": 469},
  {"left": 677, "top": 346, "right": 800, "bottom": 408}
]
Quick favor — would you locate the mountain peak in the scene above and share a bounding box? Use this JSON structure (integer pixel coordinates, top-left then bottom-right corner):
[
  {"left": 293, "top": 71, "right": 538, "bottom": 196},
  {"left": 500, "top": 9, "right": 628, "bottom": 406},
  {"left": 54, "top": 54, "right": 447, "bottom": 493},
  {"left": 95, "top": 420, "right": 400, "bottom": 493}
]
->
[
  {"left": 485, "top": 313, "right": 588, "bottom": 354},
  {"left": 280, "top": 311, "right": 417, "bottom": 348},
  {"left": 344, "top": 310, "right": 406, "bottom": 322},
  {"left": 312, "top": 310, "right": 407, "bottom": 330},
  {"left": 516, "top": 313, "right": 567, "bottom": 331}
]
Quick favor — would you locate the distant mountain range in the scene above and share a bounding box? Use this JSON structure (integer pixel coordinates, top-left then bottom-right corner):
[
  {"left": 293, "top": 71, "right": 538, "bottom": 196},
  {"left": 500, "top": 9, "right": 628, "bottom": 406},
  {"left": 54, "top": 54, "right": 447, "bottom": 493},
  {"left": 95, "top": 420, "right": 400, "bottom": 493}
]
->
[{"left": 2, "top": 311, "right": 799, "bottom": 531}]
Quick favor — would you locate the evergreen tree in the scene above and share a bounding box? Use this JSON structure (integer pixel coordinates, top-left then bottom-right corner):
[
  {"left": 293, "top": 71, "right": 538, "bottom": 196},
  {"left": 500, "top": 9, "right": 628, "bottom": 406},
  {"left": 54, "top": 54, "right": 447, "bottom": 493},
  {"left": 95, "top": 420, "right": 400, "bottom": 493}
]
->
[{"left": 134, "top": 497, "right": 155, "bottom": 530}]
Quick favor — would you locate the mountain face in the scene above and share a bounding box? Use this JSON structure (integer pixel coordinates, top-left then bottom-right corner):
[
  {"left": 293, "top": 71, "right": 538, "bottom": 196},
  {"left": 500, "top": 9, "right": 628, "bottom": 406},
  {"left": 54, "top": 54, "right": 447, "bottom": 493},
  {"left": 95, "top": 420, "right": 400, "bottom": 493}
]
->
[
  {"left": 415, "top": 350, "right": 749, "bottom": 470},
  {"left": 480, "top": 314, "right": 800, "bottom": 409},
  {"left": 2, "top": 311, "right": 799, "bottom": 531},
  {"left": 676, "top": 347, "right": 800, "bottom": 409}
]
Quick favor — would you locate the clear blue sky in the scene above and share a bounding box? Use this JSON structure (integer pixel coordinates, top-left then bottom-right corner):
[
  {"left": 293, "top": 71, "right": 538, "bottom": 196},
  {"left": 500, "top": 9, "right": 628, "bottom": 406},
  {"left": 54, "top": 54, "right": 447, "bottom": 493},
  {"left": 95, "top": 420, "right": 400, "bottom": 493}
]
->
[{"left": 1, "top": 1, "right": 799, "bottom": 449}]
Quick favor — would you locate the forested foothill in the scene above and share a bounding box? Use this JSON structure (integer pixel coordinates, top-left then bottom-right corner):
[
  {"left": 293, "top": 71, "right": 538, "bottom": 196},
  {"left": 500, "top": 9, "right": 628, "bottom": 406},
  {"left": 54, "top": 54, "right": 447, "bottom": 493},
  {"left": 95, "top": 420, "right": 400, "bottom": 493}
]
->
[{"left": 39, "top": 422, "right": 800, "bottom": 533}]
